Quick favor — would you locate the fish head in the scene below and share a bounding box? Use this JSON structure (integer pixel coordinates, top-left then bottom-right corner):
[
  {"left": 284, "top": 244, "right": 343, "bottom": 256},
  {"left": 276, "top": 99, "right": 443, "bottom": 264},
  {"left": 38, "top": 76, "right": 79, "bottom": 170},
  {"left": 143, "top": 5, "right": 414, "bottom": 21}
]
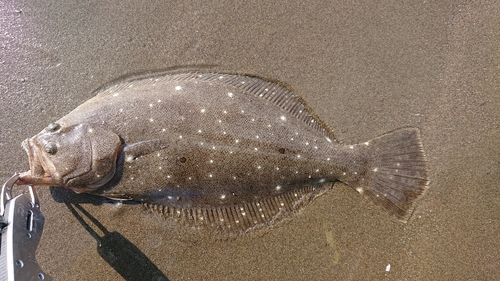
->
[{"left": 19, "top": 122, "right": 122, "bottom": 192}]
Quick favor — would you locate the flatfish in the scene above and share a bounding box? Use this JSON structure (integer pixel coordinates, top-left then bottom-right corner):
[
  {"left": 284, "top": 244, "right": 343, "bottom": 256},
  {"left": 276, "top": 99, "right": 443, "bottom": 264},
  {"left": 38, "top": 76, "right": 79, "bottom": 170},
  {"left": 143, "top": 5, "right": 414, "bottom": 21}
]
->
[{"left": 19, "top": 72, "right": 428, "bottom": 233}]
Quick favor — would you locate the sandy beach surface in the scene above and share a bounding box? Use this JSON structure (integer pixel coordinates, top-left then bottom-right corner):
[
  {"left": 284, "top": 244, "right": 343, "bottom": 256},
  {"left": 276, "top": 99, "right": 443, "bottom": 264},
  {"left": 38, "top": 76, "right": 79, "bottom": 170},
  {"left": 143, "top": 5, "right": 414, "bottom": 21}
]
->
[{"left": 1, "top": 1, "right": 498, "bottom": 280}]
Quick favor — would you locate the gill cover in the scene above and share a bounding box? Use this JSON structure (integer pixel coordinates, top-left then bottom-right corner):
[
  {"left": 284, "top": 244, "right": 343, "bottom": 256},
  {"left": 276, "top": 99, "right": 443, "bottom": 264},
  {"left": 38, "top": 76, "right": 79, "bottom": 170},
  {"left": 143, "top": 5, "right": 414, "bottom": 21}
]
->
[{"left": 23, "top": 122, "right": 121, "bottom": 191}]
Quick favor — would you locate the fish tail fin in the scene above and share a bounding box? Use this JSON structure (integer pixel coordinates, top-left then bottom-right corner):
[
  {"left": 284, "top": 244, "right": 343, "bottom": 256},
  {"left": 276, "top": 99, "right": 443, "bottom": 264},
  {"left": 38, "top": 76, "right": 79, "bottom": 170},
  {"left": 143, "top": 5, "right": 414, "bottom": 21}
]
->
[{"left": 353, "top": 128, "right": 429, "bottom": 222}]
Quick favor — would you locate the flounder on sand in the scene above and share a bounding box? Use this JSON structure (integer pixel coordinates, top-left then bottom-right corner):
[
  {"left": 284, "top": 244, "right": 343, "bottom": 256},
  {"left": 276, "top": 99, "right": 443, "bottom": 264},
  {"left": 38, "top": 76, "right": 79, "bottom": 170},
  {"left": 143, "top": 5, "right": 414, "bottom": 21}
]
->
[{"left": 19, "top": 72, "right": 428, "bottom": 233}]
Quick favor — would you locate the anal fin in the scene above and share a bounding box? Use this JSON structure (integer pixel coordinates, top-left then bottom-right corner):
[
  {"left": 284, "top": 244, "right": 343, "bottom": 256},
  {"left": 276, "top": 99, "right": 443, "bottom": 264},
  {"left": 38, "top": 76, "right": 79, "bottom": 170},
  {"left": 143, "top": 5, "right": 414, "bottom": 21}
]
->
[{"left": 144, "top": 183, "right": 333, "bottom": 234}]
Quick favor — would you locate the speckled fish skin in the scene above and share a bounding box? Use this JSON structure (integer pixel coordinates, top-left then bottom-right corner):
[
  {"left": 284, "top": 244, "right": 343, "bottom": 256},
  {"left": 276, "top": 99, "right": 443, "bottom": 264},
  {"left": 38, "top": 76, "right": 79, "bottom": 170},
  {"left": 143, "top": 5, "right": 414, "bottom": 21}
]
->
[{"left": 19, "top": 72, "right": 428, "bottom": 233}]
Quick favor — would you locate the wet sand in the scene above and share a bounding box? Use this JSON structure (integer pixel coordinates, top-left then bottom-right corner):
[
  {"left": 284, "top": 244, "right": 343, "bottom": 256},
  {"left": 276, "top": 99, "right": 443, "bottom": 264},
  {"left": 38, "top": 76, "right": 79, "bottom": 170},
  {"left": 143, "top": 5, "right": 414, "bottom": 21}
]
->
[{"left": 1, "top": 1, "right": 498, "bottom": 280}]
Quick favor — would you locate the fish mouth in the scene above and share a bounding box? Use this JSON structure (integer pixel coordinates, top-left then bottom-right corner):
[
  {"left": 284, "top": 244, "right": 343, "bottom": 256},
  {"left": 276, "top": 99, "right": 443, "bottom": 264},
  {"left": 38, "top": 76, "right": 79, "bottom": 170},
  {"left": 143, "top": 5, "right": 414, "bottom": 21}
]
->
[{"left": 18, "top": 138, "right": 61, "bottom": 186}]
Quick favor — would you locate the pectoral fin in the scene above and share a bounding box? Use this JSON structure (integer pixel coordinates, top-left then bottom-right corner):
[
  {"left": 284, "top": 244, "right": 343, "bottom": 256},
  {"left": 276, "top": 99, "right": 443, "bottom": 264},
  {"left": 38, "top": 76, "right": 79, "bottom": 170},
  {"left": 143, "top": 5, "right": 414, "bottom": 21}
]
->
[
  {"left": 100, "top": 193, "right": 135, "bottom": 201},
  {"left": 123, "top": 139, "right": 167, "bottom": 162}
]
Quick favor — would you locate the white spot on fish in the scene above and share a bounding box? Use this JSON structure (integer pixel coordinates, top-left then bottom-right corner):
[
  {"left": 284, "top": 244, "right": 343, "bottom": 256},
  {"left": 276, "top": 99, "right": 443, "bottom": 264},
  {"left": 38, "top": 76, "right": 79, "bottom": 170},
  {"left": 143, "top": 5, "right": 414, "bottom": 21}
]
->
[
  {"left": 167, "top": 175, "right": 171, "bottom": 179},
  {"left": 257, "top": 166, "right": 261, "bottom": 169},
  {"left": 326, "top": 137, "right": 332, "bottom": 143},
  {"left": 175, "top": 85, "right": 182, "bottom": 90},
  {"left": 119, "top": 108, "right": 123, "bottom": 112},
  {"left": 223, "top": 110, "right": 227, "bottom": 114},
  {"left": 349, "top": 145, "right": 354, "bottom": 149},
  {"left": 209, "top": 174, "right": 213, "bottom": 178},
  {"left": 254, "top": 147, "right": 258, "bottom": 151},
  {"left": 327, "top": 157, "right": 331, "bottom": 161},
  {"left": 364, "top": 141, "right": 370, "bottom": 146},
  {"left": 113, "top": 93, "right": 119, "bottom": 97},
  {"left": 149, "top": 118, "right": 154, "bottom": 122},
  {"left": 88, "top": 128, "right": 93, "bottom": 133},
  {"left": 280, "top": 115, "right": 287, "bottom": 121},
  {"left": 373, "top": 167, "right": 378, "bottom": 172},
  {"left": 276, "top": 185, "right": 281, "bottom": 191},
  {"left": 235, "top": 139, "right": 239, "bottom": 143},
  {"left": 179, "top": 135, "right": 182, "bottom": 139},
  {"left": 198, "top": 129, "right": 202, "bottom": 133},
  {"left": 149, "top": 103, "right": 153, "bottom": 107},
  {"left": 228, "top": 92, "right": 233, "bottom": 97},
  {"left": 201, "top": 109, "right": 206, "bottom": 113},
  {"left": 157, "top": 99, "right": 161, "bottom": 103},
  {"left": 220, "top": 194, "right": 226, "bottom": 199},
  {"left": 386, "top": 264, "right": 391, "bottom": 272},
  {"left": 209, "top": 159, "right": 214, "bottom": 163}
]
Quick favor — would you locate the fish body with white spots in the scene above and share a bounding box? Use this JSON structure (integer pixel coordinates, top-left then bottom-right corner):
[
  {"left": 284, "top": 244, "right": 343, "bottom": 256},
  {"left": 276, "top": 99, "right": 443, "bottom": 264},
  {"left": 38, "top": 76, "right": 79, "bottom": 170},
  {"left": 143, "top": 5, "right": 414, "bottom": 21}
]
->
[{"left": 19, "top": 72, "right": 428, "bottom": 233}]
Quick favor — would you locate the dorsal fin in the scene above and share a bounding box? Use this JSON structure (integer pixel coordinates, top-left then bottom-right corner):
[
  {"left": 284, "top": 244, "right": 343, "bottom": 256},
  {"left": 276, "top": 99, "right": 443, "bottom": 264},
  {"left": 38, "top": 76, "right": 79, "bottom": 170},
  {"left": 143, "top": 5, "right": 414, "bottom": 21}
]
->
[
  {"left": 96, "top": 72, "right": 338, "bottom": 143},
  {"left": 202, "top": 74, "right": 338, "bottom": 142}
]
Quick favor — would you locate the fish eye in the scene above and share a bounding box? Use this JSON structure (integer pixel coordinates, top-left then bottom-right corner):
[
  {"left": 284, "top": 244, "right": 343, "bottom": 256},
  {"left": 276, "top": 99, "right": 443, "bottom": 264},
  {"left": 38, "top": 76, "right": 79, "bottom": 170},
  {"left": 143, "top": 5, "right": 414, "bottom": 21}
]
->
[
  {"left": 45, "top": 143, "right": 57, "bottom": 155},
  {"left": 46, "top": 122, "right": 60, "bottom": 132}
]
